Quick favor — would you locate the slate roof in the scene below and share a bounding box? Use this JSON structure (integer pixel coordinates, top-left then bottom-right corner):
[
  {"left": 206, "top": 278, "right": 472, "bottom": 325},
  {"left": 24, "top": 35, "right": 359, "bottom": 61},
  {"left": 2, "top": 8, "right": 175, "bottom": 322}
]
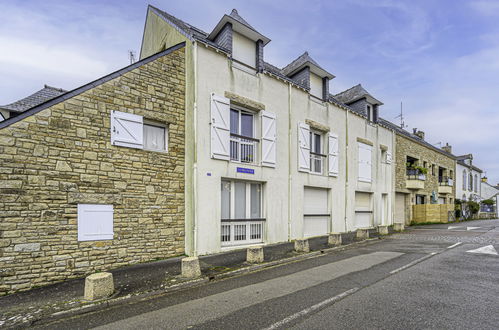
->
[
  {"left": 379, "top": 118, "right": 456, "bottom": 159},
  {"left": 228, "top": 9, "right": 256, "bottom": 31},
  {"left": 283, "top": 52, "right": 319, "bottom": 75},
  {"left": 0, "top": 85, "right": 67, "bottom": 113},
  {"left": 334, "top": 84, "right": 382, "bottom": 105}
]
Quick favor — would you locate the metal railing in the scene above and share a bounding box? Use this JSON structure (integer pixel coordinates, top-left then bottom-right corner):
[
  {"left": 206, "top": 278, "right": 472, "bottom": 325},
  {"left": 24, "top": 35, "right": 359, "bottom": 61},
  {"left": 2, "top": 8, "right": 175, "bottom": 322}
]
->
[
  {"left": 406, "top": 168, "right": 426, "bottom": 181},
  {"left": 230, "top": 134, "right": 259, "bottom": 164},
  {"left": 439, "top": 176, "right": 454, "bottom": 186},
  {"left": 310, "top": 152, "right": 326, "bottom": 174},
  {"left": 221, "top": 219, "right": 265, "bottom": 247}
]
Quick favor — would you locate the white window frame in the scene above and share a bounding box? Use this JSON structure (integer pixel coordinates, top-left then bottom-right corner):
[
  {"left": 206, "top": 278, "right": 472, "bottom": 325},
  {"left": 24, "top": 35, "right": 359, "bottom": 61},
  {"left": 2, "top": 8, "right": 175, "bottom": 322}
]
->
[
  {"left": 143, "top": 120, "right": 168, "bottom": 153},
  {"left": 221, "top": 180, "right": 264, "bottom": 247},
  {"left": 309, "top": 130, "right": 324, "bottom": 175},
  {"left": 230, "top": 105, "right": 258, "bottom": 164}
]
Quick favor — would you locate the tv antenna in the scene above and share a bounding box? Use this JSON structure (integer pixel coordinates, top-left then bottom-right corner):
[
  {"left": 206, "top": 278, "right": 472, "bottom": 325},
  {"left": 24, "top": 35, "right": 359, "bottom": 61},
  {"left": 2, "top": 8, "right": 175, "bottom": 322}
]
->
[
  {"left": 394, "top": 101, "right": 407, "bottom": 129},
  {"left": 128, "top": 50, "right": 136, "bottom": 64}
]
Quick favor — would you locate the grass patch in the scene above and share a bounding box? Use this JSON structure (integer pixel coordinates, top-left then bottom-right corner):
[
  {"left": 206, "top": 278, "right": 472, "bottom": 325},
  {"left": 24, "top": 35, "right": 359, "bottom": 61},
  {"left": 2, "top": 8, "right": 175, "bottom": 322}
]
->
[{"left": 410, "top": 221, "right": 444, "bottom": 226}]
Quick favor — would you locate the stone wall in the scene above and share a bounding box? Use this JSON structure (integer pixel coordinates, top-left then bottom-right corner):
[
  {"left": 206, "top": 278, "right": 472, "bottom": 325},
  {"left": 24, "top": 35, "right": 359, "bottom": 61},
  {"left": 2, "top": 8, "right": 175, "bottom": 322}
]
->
[
  {"left": 0, "top": 46, "right": 186, "bottom": 294},
  {"left": 394, "top": 134, "right": 455, "bottom": 223}
]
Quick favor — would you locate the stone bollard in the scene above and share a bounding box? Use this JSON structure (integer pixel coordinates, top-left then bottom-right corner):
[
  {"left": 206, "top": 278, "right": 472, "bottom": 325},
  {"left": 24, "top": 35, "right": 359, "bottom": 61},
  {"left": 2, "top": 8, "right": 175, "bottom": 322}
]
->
[
  {"left": 328, "top": 233, "right": 342, "bottom": 246},
  {"left": 181, "top": 256, "right": 201, "bottom": 279},
  {"left": 247, "top": 246, "right": 264, "bottom": 263},
  {"left": 393, "top": 223, "right": 405, "bottom": 232},
  {"left": 378, "top": 225, "right": 389, "bottom": 235},
  {"left": 356, "top": 228, "right": 369, "bottom": 240},
  {"left": 84, "top": 272, "right": 114, "bottom": 301},
  {"left": 294, "top": 239, "right": 310, "bottom": 252}
]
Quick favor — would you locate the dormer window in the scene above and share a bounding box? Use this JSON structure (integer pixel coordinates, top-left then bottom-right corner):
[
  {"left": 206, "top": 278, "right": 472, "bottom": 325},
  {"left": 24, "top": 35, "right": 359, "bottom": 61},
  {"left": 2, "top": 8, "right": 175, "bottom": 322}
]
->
[
  {"left": 232, "top": 32, "right": 256, "bottom": 68},
  {"left": 310, "top": 73, "right": 323, "bottom": 99},
  {"left": 366, "top": 105, "right": 373, "bottom": 121}
]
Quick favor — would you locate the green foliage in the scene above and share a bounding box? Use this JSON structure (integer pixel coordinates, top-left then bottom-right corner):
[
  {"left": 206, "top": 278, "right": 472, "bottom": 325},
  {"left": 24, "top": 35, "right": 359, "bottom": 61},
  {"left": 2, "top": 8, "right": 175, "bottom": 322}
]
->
[
  {"left": 467, "top": 201, "right": 480, "bottom": 215},
  {"left": 455, "top": 199, "right": 462, "bottom": 205},
  {"left": 481, "top": 199, "right": 495, "bottom": 206}
]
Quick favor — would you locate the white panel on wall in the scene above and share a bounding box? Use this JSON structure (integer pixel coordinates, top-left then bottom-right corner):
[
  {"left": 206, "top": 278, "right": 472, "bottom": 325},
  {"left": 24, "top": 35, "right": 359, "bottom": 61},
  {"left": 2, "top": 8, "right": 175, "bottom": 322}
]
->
[
  {"left": 358, "top": 142, "right": 372, "bottom": 182},
  {"left": 210, "top": 94, "right": 231, "bottom": 160},
  {"left": 232, "top": 32, "right": 257, "bottom": 68},
  {"left": 111, "top": 110, "right": 143, "bottom": 149},
  {"left": 260, "top": 111, "right": 277, "bottom": 167},
  {"left": 298, "top": 123, "right": 311, "bottom": 172},
  {"left": 77, "top": 204, "right": 114, "bottom": 241},
  {"left": 328, "top": 133, "right": 339, "bottom": 176}
]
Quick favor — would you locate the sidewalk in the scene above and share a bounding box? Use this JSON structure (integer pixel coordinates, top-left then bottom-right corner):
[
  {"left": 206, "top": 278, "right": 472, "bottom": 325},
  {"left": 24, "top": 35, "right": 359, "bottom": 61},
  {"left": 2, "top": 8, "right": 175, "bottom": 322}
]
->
[{"left": 0, "top": 229, "right": 389, "bottom": 328}]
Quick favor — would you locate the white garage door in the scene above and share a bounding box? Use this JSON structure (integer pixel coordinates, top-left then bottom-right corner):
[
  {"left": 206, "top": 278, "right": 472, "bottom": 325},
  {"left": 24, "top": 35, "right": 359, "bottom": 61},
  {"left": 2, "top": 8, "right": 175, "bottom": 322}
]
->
[
  {"left": 303, "top": 187, "right": 329, "bottom": 237},
  {"left": 395, "top": 193, "right": 406, "bottom": 224},
  {"left": 354, "top": 192, "right": 372, "bottom": 228}
]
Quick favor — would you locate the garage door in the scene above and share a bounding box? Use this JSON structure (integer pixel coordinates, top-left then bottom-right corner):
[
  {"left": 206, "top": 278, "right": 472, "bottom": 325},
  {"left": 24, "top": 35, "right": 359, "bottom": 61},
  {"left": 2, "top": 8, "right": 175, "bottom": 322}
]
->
[
  {"left": 354, "top": 192, "right": 372, "bottom": 228},
  {"left": 395, "top": 193, "right": 406, "bottom": 224},
  {"left": 303, "top": 187, "right": 329, "bottom": 237}
]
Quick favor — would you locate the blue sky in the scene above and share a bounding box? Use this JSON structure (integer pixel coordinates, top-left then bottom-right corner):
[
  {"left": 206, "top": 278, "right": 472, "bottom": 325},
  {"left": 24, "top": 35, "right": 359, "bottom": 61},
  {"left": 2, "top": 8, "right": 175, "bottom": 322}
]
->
[{"left": 1, "top": 0, "right": 498, "bottom": 184}]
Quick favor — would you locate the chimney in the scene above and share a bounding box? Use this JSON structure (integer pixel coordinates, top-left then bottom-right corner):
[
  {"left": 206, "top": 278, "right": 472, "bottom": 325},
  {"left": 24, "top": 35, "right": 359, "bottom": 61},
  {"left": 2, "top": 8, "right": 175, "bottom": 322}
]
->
[
  {"left": 414, "top": 130, "right": 425, "bottom": 140},
  {"left": 442, "top": 143, "right": 452, "bottom": 154}
]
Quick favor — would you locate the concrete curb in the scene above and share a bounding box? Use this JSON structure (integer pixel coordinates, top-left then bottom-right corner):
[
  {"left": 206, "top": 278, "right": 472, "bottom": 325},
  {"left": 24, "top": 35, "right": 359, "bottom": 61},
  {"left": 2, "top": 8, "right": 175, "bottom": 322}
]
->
[{"left": 30, "top": 237, "right": 382, "bottom": 327}]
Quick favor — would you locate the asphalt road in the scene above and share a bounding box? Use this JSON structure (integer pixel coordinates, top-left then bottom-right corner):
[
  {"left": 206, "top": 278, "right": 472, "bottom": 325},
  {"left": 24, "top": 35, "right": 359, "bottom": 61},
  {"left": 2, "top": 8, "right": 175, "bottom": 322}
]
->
[{"left": 35, "top": 219, "right": 499, "bottom": 330}]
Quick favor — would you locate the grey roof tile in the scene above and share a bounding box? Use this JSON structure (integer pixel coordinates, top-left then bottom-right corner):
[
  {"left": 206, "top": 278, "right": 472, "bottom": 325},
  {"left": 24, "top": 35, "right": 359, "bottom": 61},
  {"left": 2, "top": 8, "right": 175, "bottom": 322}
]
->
[
  {"left": 0, "top": 85, "right": 67, "bottom": 113},
  {"left": 334, "top": 84, "right": 382, "bottom": 105},
  {"left": 229, "top": 9, "right": 256, "bottom": 30},
  {"left": 282, "top": 51, "right": 333, "bottom": 79}
]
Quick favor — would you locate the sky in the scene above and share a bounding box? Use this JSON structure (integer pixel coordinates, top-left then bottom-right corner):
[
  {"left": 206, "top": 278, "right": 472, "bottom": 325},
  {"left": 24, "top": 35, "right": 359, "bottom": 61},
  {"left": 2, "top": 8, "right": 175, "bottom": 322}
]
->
[{"left": 1, "top": 0, "right": 498, "bottom": 184}]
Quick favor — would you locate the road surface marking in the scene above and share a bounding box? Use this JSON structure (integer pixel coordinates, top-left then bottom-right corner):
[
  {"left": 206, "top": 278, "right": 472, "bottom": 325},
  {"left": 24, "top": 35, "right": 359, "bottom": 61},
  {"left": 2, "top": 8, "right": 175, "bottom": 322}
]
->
[
  {"left": 447, "top": 242, "right": 462, "bottom": 249},
  {"left": 94, "top": 252, "right": 403, "bottom": 330},
  {"left": 448, "top": 226, "right": 463, "bottom": 230},
  {"left": 466, "top": 245, "right": 498, "bottom": 255},
  {"left": 389, "top": 253, "right": 437, "bottom": 274},
  {"left": 466, "top": 226, "right": 481, "bottom": 231},
  {"left": 262, "top": 288, "right": 359, "bottom": 330}
]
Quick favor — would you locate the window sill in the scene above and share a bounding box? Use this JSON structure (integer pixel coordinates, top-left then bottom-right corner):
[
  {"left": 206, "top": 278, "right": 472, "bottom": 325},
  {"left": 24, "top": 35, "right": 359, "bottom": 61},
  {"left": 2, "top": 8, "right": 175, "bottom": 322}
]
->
[
  {"left": 309, "top": 95, "right": 326, "bottom": 106},
  {"left": 358, "top": 179, "right": 372, "bottom": 183},
  {"left": 232, "top": 60, "right": 257, "bottom": 76}
]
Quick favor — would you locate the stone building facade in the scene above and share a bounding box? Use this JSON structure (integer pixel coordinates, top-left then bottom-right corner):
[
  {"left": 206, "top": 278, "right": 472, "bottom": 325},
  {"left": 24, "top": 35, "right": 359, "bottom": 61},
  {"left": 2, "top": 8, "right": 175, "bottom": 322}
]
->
[
  {"left": 0, "top": 43, "right": 186, "bottom": 294},
  {"left": 392, "top": 132, "right": 456, "bottom": 224}
]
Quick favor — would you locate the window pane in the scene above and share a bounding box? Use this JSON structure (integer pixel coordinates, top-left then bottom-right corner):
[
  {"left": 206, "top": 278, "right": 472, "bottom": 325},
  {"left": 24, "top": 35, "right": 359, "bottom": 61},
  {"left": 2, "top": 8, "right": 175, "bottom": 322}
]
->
[
  {"left": 221, "top": 181, "right": 231, "bottom": 219},
  {"left": 241, "top": 113, "right": 253, "bottom": 137},
  {"left": 314, "top": 133, "right": 321, "bottom": 153},
  {"left": 230, "top": 109, "right": 239, "bottom": 134},
  {"left": 250, "top": 184, "right": 261, "bottom": 218},
  {"left": 144, "top": 124, "right": 166, "bottom": 151},
  {"left": 234, "top": 182, "right": 246, "bottom": 218}
]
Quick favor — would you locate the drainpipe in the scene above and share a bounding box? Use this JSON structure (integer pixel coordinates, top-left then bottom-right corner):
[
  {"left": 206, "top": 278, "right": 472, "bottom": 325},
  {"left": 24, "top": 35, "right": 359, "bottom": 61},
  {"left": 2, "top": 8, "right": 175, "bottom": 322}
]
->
[
  {"left": 344, "top": 110, "right": 349, "bottom": 231},
  {"left": 192, "top": 41, "right": 198, "bottom": 256},
  {"left": 287, "top": 83, "right": 292, "bottom": 241}
]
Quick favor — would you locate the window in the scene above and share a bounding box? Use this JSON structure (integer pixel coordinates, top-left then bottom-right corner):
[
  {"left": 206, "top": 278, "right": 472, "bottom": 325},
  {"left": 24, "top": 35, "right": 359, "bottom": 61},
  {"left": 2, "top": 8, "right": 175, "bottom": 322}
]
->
[
  {"left": 111, "top": 110, "right": 168, "bottom": 152},
  {"left": 416, "top": 195, "right": 426, "bottom": 205},
  {"left": 450, "top": 170, "right": 453, "bottom": 179},
  {"left": 431, "top": 164, "right": 435, "bottom": 176},
  {"left": 310, "top": 130, "right": 324, "bottom": 174},
  {"left": 358, "top": 142, "right": 372, "bottom": 182},
  {"left": 143, "top": 122, "right": 168, "bottom": 152},
  {"left": 469, "top": 173, "right": 473, "bottom": 191},
  {"left": 474, "top": 174, "right": 478, "bottom": 192},
  {"left": 221, "top": 180, "right": 264, "bottom": 246},
  {"left": 423, "top": 161, "right": 428, "bottom": 169},
  {"left": 77, "top": 204, "right": 114, "bottom": 241},
  {"left": 230, "top": 108, "right": 257, "bottom": 163},
  {"left": 462, "top": 170, "right": 467, "bottom": 190},
  {"left": 366, "top": 105, "right": 373, "bottom": 121}
]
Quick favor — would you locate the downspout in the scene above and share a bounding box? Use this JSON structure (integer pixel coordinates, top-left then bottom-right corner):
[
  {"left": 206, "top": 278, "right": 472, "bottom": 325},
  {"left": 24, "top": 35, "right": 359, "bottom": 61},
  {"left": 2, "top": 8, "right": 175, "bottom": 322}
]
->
[
  {"left": 192, "top": 41, "right": 199, "bottom": 256},
  {"left": 344, "top": 110, "right": 349, "bottom": 231},
  {"left": 287, "top": 83, "right": 292, "bottom": 241}
]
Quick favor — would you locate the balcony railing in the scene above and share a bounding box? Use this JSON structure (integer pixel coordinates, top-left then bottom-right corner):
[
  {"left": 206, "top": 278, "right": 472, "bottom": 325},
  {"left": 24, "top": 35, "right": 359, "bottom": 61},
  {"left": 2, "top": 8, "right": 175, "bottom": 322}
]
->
[
  {"left": 310, "top": 152, "right": 326, "bottom": 174},
  {"left": 439, "top": 176, "right": 454, "bottom": 186},
  {"left": 221, "top": 219, "right": 265, "bottom": 247},
  {"left": 406, "top": 168, "right": 426, "bottom": 181},
  {"left": 230, "top": 134, "right": 259, "bottom": 164}
]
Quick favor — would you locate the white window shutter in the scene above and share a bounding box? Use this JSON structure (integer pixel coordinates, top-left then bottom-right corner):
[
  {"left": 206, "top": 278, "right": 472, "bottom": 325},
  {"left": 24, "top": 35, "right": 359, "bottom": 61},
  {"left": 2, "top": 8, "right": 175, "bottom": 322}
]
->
[
  {"left": 358, "top": 143, "right": 372, "bottom": 182},
  {"left": 298, "top": 123, "right": 311, "bottom": 172},
  {"left": 386, "top": 151, "right": 392, "bottom": 164},
  {"left": 260, "top": 111, "right": 276, "bottom": 167},
  {"left": 77, "top": 204, "right": 114, "bottom": 241},
  {"left": 210, "top": 94, "right": 231, "bottom": 160},
  {"left": 328, "top": 133, "right": 339, "bottom": 176},
  {"left": 111, "top": 111, "right": 143, "bottom": 149}
]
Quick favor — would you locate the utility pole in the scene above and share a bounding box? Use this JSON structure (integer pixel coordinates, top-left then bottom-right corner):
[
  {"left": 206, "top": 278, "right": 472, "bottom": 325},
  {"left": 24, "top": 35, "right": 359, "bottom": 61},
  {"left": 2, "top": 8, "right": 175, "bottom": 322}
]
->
[{"left": 394, "top": 101, "right": 406, "bottom": 129}]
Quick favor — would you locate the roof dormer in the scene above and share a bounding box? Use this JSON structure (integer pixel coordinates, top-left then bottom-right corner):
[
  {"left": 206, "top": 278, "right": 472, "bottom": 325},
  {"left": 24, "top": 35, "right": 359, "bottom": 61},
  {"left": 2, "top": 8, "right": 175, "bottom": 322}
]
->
[
  {"left": 209, "top": 9, "right": 270, "bottom": 71},
  {"left": 334, "top": 84, "right": 383, "bottom": 123},
  {"left": 282, "top": 52, "right": 335, "bottom": 101}
]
